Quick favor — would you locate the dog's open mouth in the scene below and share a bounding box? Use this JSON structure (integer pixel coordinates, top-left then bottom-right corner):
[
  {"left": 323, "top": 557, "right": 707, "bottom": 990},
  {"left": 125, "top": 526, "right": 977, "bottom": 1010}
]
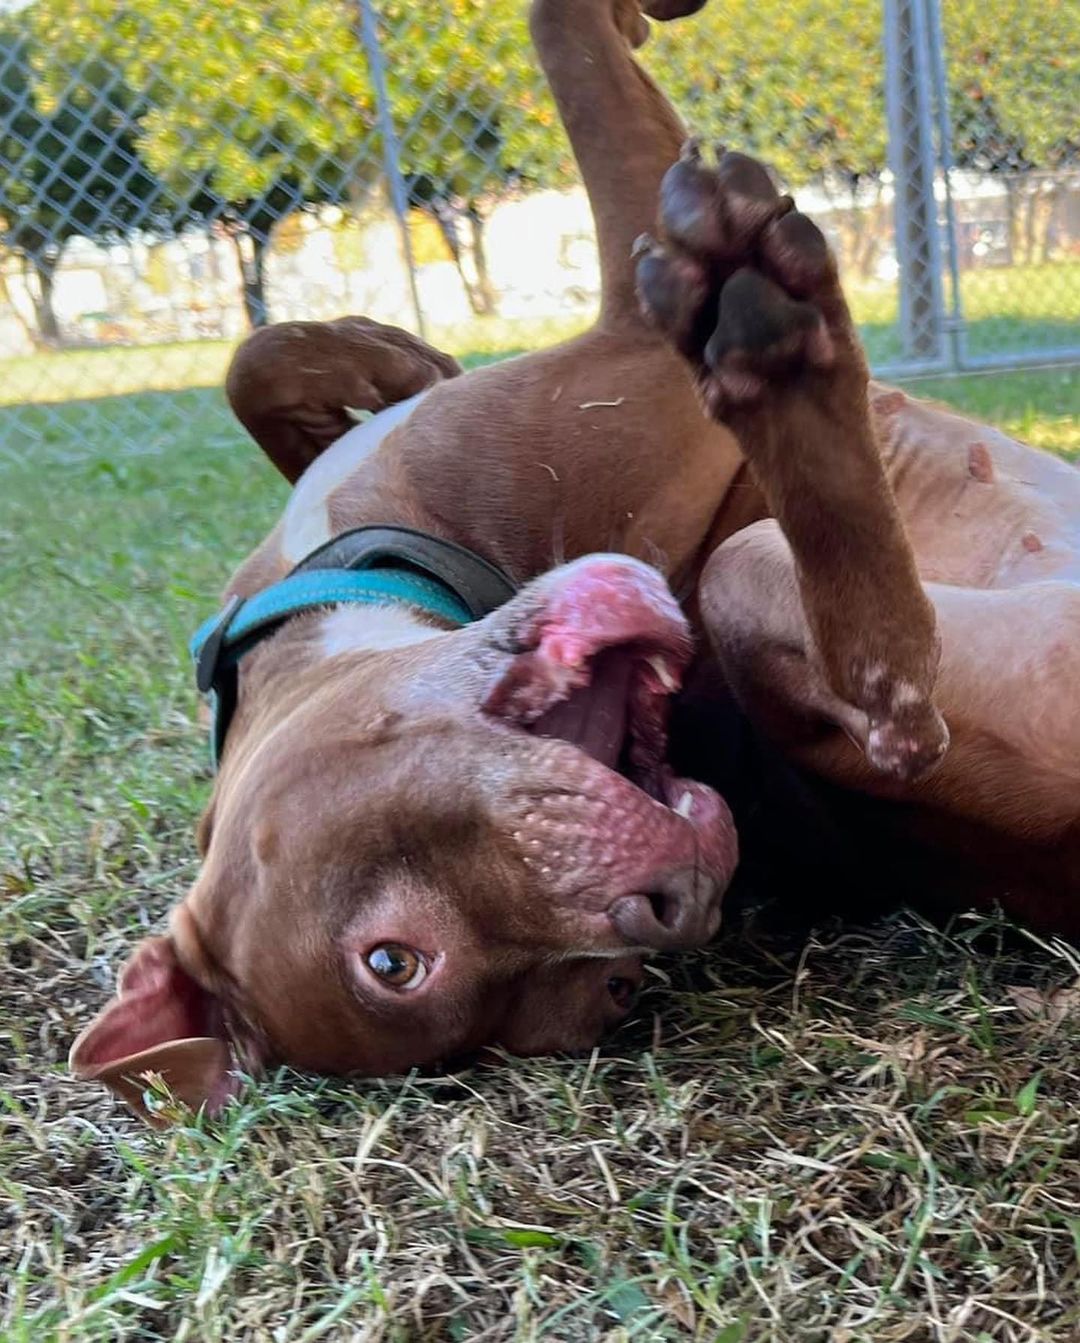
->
[
  {"left": 483, "top": 615, "right": 725, "bottom": 837},
  {"left": 486, "top": 626, "right": 737, "bottom": 938},
  {"left": 481, "top": 563, "right": 693, "bottom": 804},
  {"left": 527, "top": 643, "right": 688, "bottom": 808},
  {"left": 479, "top": 557, "right": 738, "bottom": 946},
  {"left": 479, "top": 557, "right": 730, "bottom": 823}
]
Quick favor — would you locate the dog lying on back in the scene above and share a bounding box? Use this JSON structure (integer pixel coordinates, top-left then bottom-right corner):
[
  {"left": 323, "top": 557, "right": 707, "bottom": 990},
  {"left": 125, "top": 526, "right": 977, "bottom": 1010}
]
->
[{"left": 72, "top": 0, "right": 1080, "bottom": 1125}]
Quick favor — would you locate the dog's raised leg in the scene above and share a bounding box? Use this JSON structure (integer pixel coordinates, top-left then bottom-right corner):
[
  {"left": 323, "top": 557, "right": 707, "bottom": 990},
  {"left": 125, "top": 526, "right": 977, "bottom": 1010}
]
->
[
  {"left": 227, "top": 0, "right": 706, "bottom": 481},
  {"left": 529, "top": 0, "right": 708, "bottom": 327},
  {"left": 638, "top": 145, "right": 948, "bottom": 781}
]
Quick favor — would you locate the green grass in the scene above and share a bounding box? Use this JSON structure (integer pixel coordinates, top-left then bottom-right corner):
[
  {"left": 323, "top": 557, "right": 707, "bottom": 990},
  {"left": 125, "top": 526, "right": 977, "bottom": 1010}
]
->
[
  {"left": 1, "top": 363, "right": 1079, "bottom": 1340},
  {"left": 0, "top": 317, "right": 585, "bottom": 409},
  {"left": 850, "top": 261, "right": 1080, "bottom": 367},
  {"left": 2, "top": 260, "right": 1077, "bottom": 413},
  {"left": 898, "top": 365, "right": 1080, "bottom": 457}
]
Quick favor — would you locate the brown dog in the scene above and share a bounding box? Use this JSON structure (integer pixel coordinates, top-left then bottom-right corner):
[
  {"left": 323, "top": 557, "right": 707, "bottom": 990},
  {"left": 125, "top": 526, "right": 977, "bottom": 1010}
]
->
[{"left": 72, "top": 0, "right": 1080, "bottom": 1125}]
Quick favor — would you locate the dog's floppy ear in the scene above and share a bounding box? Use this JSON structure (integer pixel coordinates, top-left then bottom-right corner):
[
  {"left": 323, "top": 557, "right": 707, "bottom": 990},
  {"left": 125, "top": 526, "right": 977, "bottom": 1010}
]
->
[{"left": 69, "top": 934, "right": 251, "bottom": 1127}]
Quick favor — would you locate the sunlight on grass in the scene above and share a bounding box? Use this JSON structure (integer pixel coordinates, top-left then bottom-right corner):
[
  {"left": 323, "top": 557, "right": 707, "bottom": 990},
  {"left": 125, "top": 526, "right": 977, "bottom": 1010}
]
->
[
  {"left": 0, "top": 339, "right": 236, "bottom": 406},
  {"left": 2, "top": 260, "right": 1077, "bottom": 410},
  {"left": 899, "top": 366, "right": 1079, "bottom": 456}
]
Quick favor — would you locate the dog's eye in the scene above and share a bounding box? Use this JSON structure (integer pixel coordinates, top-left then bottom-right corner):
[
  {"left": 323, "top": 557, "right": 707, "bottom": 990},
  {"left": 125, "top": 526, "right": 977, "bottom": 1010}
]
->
[{"left": 365, "top": 943, "right": 428, "bottom": 990}]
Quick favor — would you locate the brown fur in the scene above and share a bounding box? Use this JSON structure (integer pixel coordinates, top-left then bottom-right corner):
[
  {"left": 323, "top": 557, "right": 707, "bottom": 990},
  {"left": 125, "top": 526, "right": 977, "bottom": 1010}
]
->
[
  {"left": 71, "top": 0, "right": 1080, "bottom": 1125},
  {"left": 226, "top": 314, "right": 461, "bottom": 484}
]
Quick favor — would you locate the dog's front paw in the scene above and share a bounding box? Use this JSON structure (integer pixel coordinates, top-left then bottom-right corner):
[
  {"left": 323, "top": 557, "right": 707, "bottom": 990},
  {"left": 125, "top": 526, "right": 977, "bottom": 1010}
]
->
[{"left": 636, "top": 141, "right": 861, "bottom": 419}]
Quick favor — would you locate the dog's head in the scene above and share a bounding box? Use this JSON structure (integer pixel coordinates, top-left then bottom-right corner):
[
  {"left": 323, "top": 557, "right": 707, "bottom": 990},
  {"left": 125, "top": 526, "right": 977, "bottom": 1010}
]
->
[{"left": 71, "top": 556, "right": 737, "bottom": 1124}]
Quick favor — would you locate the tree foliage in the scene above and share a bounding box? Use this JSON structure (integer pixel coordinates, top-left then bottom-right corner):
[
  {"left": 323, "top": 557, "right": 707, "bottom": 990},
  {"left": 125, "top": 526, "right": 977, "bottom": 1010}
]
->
[
  {"left": 7, "top": 0, "right": 1078, "bottom": 328},
  {"left": 31, "top": 0, "right": 379, "bottom": 326},
  {"left": 643, "top": 0, "right": 887, "bottom": 191},
  {"left": 943, "top": 0, "right": 1078, "bottom": 261},
  {"left": 375, "top": 0, "right": 574, "bottom": 310},
  {"left": 0, "top": 14, "right": 165, "bottom": 342},
  {"left": 943, "top": 0, "right": 1079, "bottom": 173},
  {"left": 29, "top": 0, "right": 575, "bottom": 321}
]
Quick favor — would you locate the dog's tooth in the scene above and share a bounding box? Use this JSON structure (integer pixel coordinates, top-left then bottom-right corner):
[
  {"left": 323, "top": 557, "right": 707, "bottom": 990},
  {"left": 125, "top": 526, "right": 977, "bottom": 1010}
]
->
[
  {"left": 675, "top": 790, "right": 693, "bottom": 818},
  {"left": 647, "top": 654, "right": 680, "bottom": 692}
]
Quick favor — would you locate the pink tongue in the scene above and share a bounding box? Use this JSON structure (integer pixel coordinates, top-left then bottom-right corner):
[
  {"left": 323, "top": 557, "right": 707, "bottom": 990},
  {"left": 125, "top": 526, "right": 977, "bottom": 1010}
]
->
[{"left": 531, "top": 650, "right": 633, "bottom": 770}]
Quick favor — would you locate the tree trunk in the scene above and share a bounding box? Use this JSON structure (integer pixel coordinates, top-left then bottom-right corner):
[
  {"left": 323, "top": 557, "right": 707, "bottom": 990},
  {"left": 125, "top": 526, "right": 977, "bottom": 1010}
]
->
[
  {"left": 27, "top": 252, "right": 61, "bottom": 345},
  {"left": 1057, "top": 174, "right": 1080, "bottom": 253},
  {"left": 1022, "top": 187, "right": 1038, "bottom": 266},
  {"left": 231, "top": 229, "right": 271, "bottom": 328},
  {"left": 1038, "top": 183, "right": 1062, "bottom": 263},
  {"left": 1002, "top": 179, "right": 1019, "bottom": 266},
  {"left": 431, "top": 204, "right": 488, "bottom": 317},
  {"left": 854, "top": 211, "right": 884, "bottom": 280},
  {"left": 0, "top": 263, "right": 41, "bottom": 349},
  {"left": 467, "top": 207, "right": 497, "bottom": 316},
  {"left": 844, "top": 183, "right": 885, "bottom": 282}
]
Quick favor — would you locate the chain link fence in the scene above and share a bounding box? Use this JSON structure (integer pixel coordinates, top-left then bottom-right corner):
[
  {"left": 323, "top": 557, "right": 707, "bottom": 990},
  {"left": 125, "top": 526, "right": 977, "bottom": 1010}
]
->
[{"left": 1, "top": 0, "right": 1077, "bottom": 456}]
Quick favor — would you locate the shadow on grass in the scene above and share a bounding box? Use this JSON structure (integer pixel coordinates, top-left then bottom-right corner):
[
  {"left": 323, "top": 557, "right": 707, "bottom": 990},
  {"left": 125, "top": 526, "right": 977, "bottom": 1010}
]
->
[{"left": 0, "top": 386, "right": 236, "bottom": 465}]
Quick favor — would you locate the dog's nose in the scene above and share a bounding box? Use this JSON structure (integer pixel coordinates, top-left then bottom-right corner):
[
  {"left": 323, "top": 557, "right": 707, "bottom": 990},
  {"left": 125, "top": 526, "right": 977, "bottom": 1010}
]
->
[{"left": 609, "top": 878, "right": 722, "bottom": 950}]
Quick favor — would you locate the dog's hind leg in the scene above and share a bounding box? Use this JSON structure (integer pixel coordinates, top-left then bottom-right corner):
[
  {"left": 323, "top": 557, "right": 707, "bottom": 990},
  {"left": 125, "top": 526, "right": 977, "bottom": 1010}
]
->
[
  {"left": 226, "top": 1, "right": 713, "bottom": 484},
  {"left": 225, "top": 315, "right": 461, "bottom": 484},
  {"left": 529, "top": 0, "right": 708, "bottom": 328}
]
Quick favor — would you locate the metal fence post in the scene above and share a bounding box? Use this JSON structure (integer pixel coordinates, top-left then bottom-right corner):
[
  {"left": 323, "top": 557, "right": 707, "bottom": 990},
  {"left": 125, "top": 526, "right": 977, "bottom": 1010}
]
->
[
  {"left": 884, "top": 0, "right": 946, "bottom": 365},
  {"left": 924, "top": 0, "right": 966, "bottom": 371},
  {"left": 355, "top": 0, "right": 427, "bottom": 339}
]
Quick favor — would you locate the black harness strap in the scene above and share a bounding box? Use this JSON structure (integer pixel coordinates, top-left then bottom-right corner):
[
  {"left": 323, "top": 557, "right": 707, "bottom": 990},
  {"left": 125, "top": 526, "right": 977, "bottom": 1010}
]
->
[{"left": 290, "top": 525, "right": 517, "bottom": 619}]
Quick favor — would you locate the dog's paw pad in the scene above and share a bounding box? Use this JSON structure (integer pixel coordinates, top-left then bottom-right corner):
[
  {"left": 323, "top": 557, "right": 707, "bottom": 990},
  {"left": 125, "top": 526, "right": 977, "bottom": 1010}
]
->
[
  {"left": 657, "top": 143, "right": 727, "bottom": 258},
  {"left": 760, "top": 208, "right": 835, "bottom": 300},
  {"left": 714, "top": 150, "right": 791, "bottom": 236},
  {"left": 634, "top": 236, "right": 713, "bottom": 357},
  {"left": 701, "top": 268, "right": 834, "bottom": 409},
  {"left": 657, "top": 144, "right": 790, "bottom": 262}
]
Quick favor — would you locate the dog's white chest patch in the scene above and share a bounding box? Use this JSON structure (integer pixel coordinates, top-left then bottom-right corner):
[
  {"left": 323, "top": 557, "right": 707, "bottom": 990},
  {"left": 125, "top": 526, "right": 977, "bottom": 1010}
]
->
[
  {"left": 281, "top": 390, "right": 430, "bottom": 564},
  {"left": 320, "top": 604, "right": 443, "bottom": 658}
]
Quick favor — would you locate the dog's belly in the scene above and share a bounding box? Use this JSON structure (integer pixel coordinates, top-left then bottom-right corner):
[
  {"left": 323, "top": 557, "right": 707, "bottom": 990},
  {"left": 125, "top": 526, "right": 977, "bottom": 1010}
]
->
[
  {"left": 280, "top": 391, "right": 431, "bottom": 564},
  {"left": 873, "top": 387, "right": 1080, "bottom": 589}
]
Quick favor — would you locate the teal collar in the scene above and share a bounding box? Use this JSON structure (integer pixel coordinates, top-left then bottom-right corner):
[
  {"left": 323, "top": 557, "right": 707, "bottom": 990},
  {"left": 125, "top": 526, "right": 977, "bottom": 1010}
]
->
[{"left": 189, "top": 525, "right": 517, "bottom": 767}]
